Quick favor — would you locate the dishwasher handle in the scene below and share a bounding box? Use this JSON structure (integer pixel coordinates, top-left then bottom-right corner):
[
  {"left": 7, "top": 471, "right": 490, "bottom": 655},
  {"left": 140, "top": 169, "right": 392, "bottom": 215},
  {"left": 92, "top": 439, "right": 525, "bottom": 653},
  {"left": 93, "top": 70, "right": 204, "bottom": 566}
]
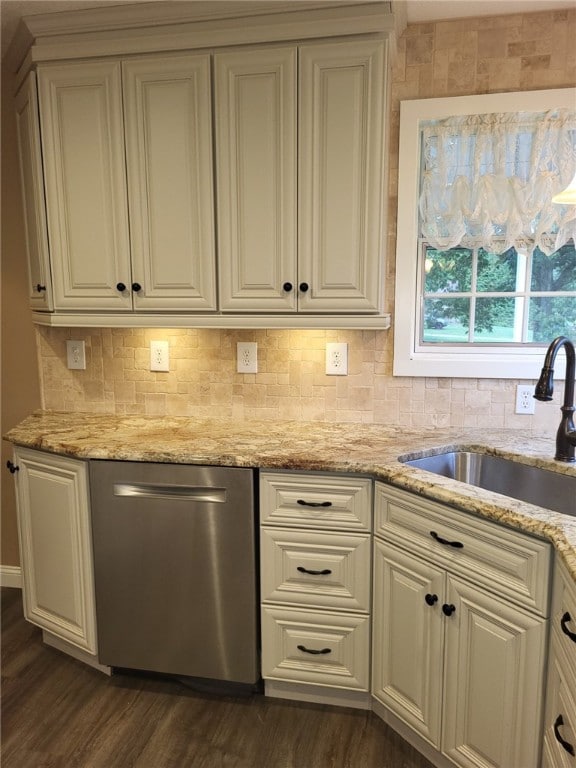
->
[{"left": 113, "top": 483, "right": 227, "bottom": 503}]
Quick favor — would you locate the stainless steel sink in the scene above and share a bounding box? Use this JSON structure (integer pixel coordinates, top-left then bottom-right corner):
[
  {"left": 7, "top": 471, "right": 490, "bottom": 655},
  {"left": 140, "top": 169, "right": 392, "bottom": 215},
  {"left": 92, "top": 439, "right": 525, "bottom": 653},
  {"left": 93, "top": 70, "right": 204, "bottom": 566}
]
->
[{"left": 401, "top": 451, "right": 576, "bottom": 517}]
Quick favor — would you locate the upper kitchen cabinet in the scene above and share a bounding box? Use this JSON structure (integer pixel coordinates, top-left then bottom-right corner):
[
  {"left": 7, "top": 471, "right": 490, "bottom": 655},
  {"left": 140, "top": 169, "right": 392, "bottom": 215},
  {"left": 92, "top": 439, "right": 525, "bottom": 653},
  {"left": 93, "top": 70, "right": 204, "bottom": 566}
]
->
[
  {"left": 215, "top": 39, "right": 387, "bottom": 314},
  {"left": 215, "top": 47, "right": 297, "bottom": 313},
  {"left": 12, "top": 1, "right": 399, "bottom": 327},
  {"left": 122, "top": 54, "right": 216, "bottom": 311},
  {"left": 15, "top": 73, "right": 53, "bottom": 311},
  {"left": 37, "top": 55, "right": 217, "bottom": 313},
  {"left": 37, "top": 60, "right": 132, "bottom": 311}
]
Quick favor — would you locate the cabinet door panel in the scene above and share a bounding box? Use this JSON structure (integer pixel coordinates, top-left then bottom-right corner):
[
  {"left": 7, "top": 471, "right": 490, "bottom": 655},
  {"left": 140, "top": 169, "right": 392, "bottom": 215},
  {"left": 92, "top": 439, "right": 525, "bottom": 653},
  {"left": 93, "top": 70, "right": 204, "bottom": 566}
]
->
[
  {"left": 14, "top": 448, "right": 97, "bottom": 654},
  {"left": 215, "top": 47, "right": 296, "bottom": 311},
  {"left": 38, "top": 61, "right": 131, "bottom": 310},
  {"left": 442, "top": 577, "right": 546, "bottom": 768},
  {"left": 372, "top": 539, "right": 444, "bottom": 748},
  {"left": 15, "top": 73, "right": 53, "bottom": 311},
  {"left": 299, "top": 40, "right": 385, "bottom": 313},
  {"left": 123, "top": 54, "right": 216, "bottom": 310}
]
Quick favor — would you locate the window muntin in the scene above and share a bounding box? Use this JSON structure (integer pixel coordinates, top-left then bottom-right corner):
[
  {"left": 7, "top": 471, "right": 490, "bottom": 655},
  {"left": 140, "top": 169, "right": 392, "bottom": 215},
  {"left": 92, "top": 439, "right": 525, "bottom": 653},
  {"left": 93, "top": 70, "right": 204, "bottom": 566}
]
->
[{"left": 420, "top": 243, "right": 576, "bottom": 346}]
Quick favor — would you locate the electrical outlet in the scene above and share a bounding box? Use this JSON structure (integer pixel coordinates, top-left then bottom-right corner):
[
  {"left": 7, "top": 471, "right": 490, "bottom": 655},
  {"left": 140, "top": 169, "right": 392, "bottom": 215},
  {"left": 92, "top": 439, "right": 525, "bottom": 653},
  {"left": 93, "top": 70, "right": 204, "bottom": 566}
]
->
[
  {"left": 237, "top": 342, "right": 258, "bottom": 374},
  {"left": 515, "top": 384, "right": 535, "bottom": 414},
  {"left": 326, "top": 342, "right": 348, "bottom": 375},
  {"left": 66, "top": 340, "right": 86, "bottom": 370},
  {"left": 150, "top": 340, "right": 169, "bottom": 372}
]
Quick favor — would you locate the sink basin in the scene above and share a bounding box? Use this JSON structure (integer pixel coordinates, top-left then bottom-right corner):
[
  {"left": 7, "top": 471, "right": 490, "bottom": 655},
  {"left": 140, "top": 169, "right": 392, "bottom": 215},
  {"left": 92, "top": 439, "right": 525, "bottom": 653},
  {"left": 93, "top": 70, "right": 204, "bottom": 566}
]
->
[{"left": 401, "top": 451, "right": 576, "bottom": 517}]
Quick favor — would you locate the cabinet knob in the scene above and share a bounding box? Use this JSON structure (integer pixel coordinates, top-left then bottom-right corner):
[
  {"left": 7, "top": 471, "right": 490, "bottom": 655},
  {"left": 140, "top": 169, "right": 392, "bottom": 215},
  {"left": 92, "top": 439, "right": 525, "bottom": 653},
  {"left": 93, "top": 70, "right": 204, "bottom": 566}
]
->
[
  {"left": 35, "top": 284, "right": 46, "bottom": 293},
  {"left": 442, "top": 603, "right": 456, "bottom": 617},
  {"left": 132, "top": 282, "right": 142, "bottom": 293},
  {"left": 554, "top": 715, "right": 575, "bottom": 756},
  {"left": 6, "top": 460, "right": 19, "bottom": 474},
  {"left": 299, "top": 282, "right": 309, "bottom": 293},
  {"left": 282, "top": 282, "right": 293, "bottom": 292},
  {"left": 425, "top": 593, "right": 438, "bottom": 606},
  {"left": 116, "top": 282, "right": 127, "bottom": 292}
]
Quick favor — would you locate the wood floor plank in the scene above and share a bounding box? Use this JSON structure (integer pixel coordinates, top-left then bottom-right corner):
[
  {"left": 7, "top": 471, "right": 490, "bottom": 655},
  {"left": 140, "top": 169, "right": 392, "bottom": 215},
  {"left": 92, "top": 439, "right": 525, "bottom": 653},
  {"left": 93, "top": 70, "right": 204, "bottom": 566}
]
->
[{"left": 1, "top": 588, "right": 435, "bottom": 768}]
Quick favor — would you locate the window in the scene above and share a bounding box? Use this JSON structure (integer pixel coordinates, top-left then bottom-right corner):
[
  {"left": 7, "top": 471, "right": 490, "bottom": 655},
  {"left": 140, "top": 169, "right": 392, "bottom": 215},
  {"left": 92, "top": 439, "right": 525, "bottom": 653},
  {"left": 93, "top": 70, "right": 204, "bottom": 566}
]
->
[{"left": 394, "top": 89, "right": 576, "bottom": 379}]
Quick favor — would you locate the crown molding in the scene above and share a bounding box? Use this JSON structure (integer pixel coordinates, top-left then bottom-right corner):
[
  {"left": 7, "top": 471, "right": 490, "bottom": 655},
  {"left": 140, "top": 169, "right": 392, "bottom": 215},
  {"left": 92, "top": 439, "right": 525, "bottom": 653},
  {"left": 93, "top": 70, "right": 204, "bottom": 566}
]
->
[{"left": 7, "top": 1, "right": 397, "bottom": 78}]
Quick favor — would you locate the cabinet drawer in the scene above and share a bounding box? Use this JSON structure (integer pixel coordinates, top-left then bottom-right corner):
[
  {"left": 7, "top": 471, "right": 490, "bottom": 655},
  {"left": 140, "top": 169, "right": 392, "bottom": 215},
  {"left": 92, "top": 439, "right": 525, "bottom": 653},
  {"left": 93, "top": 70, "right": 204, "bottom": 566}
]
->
[
  {"left": 374, "top": 483, "right": 551, "bottom": 616},
  {"left": 260, "top": 472, "right": 372, "bottom": 531},
  {"left": 261, "top": 605, "right": 369, "bottom": 691},
  {"left": 261, "top": 528, "right": 370, "bottom": 612}
]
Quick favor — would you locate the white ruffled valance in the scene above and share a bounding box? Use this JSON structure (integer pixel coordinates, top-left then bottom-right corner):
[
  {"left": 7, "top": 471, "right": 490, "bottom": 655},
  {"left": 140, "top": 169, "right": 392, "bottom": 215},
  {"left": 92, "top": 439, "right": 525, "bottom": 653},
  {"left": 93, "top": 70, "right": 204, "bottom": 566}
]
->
[{"left": 419, "top": 109, "right": 576, "bottom": 255}]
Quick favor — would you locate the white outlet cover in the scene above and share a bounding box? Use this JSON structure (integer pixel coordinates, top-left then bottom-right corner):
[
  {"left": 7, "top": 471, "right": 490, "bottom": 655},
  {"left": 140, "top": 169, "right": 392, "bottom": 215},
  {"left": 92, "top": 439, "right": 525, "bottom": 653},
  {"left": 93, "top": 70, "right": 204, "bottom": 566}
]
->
[
  {"left": 326, "top": 342, "right": 348, "bottom": 375},
  {"left": 237, "top": 342, "right": 257, "bottom": 374},
  {"left": 66, "top": 340, "right": 86, "bottom": 370},
  {"left": 515, "top": 383, "right": 535, "bottom": 414},
  {"left": 150, "top": 340, "right": 169, "bottom": 372}
]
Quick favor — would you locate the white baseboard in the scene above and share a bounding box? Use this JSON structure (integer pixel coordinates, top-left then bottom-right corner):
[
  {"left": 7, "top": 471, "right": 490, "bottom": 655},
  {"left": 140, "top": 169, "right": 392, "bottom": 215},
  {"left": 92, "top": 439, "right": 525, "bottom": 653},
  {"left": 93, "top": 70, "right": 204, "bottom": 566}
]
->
[{"left": 0, "top": 565, "right": 22, "bottom": 588}]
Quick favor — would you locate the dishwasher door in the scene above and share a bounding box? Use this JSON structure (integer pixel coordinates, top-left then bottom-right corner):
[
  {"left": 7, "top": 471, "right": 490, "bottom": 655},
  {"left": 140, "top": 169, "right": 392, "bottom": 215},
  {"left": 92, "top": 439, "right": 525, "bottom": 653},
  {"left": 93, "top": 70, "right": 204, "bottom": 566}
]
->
[{"left": 89, "top": 461, "right": 258, "bottom": 685}]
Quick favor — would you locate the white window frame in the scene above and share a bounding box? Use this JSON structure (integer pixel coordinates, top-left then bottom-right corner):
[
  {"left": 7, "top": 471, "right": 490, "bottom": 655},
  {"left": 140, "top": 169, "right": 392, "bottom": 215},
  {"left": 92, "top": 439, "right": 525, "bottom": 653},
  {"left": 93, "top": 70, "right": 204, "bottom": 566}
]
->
[{"left": 394, "top": 87, "right": 576, "bottom": 379}]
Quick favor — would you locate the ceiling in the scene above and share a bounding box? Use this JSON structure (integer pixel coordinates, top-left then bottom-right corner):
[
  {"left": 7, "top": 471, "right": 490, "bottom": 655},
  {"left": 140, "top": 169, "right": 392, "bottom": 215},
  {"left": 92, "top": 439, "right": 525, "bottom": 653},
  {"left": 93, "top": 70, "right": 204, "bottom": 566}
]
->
[{"left": 1, "top": 0, "right": 575, "bottom": 54}]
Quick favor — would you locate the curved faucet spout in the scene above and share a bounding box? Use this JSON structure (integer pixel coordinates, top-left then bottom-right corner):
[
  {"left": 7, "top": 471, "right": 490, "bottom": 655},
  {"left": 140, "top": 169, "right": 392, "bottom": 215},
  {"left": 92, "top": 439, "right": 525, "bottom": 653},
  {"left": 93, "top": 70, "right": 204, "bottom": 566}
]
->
[{"left": 534, "top": 336, "right": 576, "bottom": 462}]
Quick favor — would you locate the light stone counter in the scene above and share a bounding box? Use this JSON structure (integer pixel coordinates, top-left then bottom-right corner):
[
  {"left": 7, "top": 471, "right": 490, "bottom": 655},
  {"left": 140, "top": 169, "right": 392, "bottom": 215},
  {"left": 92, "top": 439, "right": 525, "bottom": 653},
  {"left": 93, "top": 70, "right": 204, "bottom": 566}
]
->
[{"left": 5, "top": 410, "right": 576, "bottom": 580}]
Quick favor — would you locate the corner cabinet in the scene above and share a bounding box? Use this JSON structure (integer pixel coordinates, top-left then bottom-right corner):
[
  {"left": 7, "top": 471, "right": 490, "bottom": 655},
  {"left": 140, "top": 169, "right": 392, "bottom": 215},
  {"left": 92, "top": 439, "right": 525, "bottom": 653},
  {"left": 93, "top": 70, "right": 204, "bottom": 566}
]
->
[
  {"left": 215, "top": 39, "right": 386, "bottom": 314},
  {"left": 36, "top": 54, "right": 217, "bottom": 312},
  {"left": 11, "top": 447, "right": 98, "bottom": 657},
  {"left": 372, "top": 483, "right": 551, "bottom": 768}
]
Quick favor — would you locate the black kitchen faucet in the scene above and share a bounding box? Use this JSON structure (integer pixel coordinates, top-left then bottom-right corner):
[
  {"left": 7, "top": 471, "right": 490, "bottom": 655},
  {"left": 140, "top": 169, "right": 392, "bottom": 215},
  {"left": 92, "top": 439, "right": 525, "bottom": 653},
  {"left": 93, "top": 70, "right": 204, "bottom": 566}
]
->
[{"left": 534, "top": 336, "right": 576, "bottom": 462}]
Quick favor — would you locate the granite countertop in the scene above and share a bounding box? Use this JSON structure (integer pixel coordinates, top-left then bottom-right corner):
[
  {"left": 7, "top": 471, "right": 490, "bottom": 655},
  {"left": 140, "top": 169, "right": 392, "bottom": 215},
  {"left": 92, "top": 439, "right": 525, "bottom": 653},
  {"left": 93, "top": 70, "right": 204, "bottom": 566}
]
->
[{"left": 5, "top": 410, "right": 576, "bottom": 580}]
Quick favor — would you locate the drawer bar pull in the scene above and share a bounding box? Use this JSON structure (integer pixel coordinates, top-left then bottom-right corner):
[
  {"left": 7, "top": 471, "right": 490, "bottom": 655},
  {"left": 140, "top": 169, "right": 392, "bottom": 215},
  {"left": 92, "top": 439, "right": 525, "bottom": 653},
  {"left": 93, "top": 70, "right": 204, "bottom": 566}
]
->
[
  {"left": 297, "top": 499, "right": 332, "bottom": 508},
  {"left": 297, "top": 644, "right": 331, "bottom": 655},
  {"left": 430, "top": 531, "right": 464, "bottom": 549},
  {"left": 297, "top": 566, "right": 332, "bottom": 576},
  {"left": 554, "top": 715, "right": 575, "bottom": 756},
  {"left": 560, "top": 612, "right": 576, "bottom": 642}
]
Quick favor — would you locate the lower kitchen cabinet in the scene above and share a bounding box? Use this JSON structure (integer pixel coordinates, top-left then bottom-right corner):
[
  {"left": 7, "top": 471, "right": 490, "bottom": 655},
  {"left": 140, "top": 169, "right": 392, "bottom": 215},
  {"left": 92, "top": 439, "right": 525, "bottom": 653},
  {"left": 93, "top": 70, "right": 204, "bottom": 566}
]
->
[
  {"left": 372, "top": 482, "right": 551, "bottom": 768},
  {"left": 259, "top": 471, "right": 373, "bottom": 706},
  {"left": 11, "top": 447, "right": 98, "bottom": 656},
  {"left": 542, "top": 558, "right": 576, "bottom": 767}
]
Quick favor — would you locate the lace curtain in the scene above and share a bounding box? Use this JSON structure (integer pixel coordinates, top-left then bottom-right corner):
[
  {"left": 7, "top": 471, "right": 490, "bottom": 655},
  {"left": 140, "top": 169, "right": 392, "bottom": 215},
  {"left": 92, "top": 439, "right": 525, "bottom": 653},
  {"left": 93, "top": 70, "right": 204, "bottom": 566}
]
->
[{"left": 419, "top": 109, "right": 576, "bottom": 255}]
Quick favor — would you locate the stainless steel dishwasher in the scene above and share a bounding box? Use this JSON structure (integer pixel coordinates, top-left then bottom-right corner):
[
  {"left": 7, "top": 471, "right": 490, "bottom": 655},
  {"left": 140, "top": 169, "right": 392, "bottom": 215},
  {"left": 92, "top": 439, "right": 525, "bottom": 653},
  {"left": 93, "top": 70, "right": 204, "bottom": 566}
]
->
[{"left": 89, "top": 460, "right": 259, "bottom": 688}]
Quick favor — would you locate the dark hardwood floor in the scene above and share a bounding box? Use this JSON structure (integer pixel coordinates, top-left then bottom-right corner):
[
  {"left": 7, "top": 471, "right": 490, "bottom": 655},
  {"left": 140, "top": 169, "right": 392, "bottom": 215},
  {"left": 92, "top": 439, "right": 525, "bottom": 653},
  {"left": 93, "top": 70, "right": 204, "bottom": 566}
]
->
[{"left": 1, "top": 588, "right": 434, "bottom": 768}]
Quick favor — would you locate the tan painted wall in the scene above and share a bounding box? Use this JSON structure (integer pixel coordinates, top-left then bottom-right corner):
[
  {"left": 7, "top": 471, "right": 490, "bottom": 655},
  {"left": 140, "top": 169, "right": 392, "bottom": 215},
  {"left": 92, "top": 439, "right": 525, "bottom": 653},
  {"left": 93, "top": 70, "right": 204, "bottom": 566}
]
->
[
  {"left": 1, "top": 65, "right": 42, "bottom": 567},
  {"left": 2, "top": 7, "right": 575, "bottom": 569}
]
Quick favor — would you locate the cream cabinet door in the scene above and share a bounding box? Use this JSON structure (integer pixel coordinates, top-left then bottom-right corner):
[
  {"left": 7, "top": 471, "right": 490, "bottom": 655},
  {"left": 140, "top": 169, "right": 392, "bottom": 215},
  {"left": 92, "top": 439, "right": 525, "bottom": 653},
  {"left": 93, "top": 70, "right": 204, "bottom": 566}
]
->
[
  {"left": 215, "top": 47, "right": 297, "bottom": 312},
  {"left": 13, "top": 447, "right": 97, "bottom": 655},
  {"left": 15, "top": 73, "right": 53, "bottom": 311},
  {"left": 299, "top": 39, "right": 386, "bottom": 313},
  {"left": 372, "top": 538, "right": 444, "bottom": 748},
  {"left": 123, "top": 54, "right": 217, "bottom": 310},
  {"left": 442, "top": 576, "right": 547, "bottom": 768},
  {"left": 38, "top": 60, "right": 132, "bottom": 310}
]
